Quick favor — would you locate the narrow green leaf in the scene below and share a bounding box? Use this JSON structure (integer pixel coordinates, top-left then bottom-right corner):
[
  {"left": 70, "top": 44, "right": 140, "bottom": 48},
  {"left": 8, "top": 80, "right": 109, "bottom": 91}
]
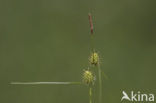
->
[{"left": 11, "top": 82, "right": 82, "bottom": 85}]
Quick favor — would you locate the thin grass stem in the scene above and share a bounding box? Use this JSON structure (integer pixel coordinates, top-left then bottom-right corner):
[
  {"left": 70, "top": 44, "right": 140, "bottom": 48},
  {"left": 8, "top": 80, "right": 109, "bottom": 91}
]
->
[
  {"left": 89, "top": 87, "right": 92, "bottom": 103},
  {"left": 90, "top": 34, "right": 94, "bottom": 52},
  {"left": 10, "top": 82, "right": 82, "bottom": 85},
  {"left": 98, "top": 65, "right": 102, "bottom": 103}
]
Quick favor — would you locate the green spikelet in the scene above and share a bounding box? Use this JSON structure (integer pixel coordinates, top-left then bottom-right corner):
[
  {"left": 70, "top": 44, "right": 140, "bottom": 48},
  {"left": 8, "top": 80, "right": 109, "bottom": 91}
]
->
[
  {"left": 82, "top": 69, "right": 94, "bottom": 85},
  {"left": 89, "top": 51, "right": 99, "bottom": 66}
]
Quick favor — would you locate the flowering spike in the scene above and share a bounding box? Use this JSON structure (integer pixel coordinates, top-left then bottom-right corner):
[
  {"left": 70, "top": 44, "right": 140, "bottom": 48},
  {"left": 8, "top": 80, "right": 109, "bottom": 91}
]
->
[
  {"left": 88, "top": 13, "right": 94, "bottom": 34},
  {"left": 89, "top": 51, "right": 99, "bottom": 66},
  {"left": 82, "top": 69, "right": 94, "bottom": 85}
]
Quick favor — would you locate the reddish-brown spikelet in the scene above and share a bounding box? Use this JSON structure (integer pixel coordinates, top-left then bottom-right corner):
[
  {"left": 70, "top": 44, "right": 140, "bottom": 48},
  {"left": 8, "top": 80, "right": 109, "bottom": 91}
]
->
[{"left": 88, "top": 13, "right": 94, "bottom": 34}]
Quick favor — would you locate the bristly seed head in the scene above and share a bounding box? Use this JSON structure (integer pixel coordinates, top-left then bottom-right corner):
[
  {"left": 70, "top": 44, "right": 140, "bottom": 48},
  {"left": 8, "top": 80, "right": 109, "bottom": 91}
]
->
[
  {"left": 82, "top": 69, "right": 94, "bottom": 85},
  {"left": 89, "top": 51, "right": 99, "bottom": 66}
]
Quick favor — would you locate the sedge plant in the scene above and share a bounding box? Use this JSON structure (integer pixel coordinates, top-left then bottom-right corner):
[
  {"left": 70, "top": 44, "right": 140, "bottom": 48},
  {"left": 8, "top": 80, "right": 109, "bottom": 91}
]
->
[
  {"left": 11, "top": 13, "right": 107, "bottom": 103},
  {"left": 88, "top": 13, "right": 102, "bottom": 103}
]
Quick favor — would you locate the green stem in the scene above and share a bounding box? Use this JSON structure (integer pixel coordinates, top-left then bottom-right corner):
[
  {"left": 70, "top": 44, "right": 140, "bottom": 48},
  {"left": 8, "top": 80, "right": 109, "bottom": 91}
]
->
[
  {"left": 89, "top": 87, "right": 92, "bottom": 103},
  {"left": 10, "top": 82, "right": 82, "bottom": 85},
  {"left": 90, "top": 34, "right": 94, "bottom": 52},
  {"left": 98, "top": 65, "right": 102, "bottom": 103}
]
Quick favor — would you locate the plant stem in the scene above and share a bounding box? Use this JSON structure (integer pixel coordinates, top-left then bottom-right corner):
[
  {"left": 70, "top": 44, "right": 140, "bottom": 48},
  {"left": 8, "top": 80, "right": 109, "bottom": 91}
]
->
[
  {"left": 10, "top": 82, "right": 82, "bottom": 85},
  {"left": 90, "top": 34, "right": 94, "bottom": 52},
  {"left": 89, "top": 87, "right": 92, "bottom": 103},
  {"left": 98, "top": 65, "right": 102, "bottom": 103}
]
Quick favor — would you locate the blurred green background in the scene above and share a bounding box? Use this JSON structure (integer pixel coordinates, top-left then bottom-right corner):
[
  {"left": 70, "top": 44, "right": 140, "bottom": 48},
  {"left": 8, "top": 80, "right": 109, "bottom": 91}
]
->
[{"left": 0, "top": 0, "right": 156, "bottom": 103}]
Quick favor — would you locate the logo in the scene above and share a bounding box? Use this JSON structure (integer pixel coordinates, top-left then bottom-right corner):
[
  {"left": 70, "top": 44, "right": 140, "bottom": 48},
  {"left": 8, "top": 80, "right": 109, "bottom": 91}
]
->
[{"left": 121, "top": 91, "right": 154, "bottom": 102}]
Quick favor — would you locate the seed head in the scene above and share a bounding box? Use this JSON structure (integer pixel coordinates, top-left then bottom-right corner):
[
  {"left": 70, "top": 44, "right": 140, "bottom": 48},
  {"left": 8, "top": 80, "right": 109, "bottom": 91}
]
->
[
  {"left": 82, "top": 69, "right": 94, "bottom": 85},
  {"left": 89, "top": 52, "right": 99, "bottom": 66}
]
